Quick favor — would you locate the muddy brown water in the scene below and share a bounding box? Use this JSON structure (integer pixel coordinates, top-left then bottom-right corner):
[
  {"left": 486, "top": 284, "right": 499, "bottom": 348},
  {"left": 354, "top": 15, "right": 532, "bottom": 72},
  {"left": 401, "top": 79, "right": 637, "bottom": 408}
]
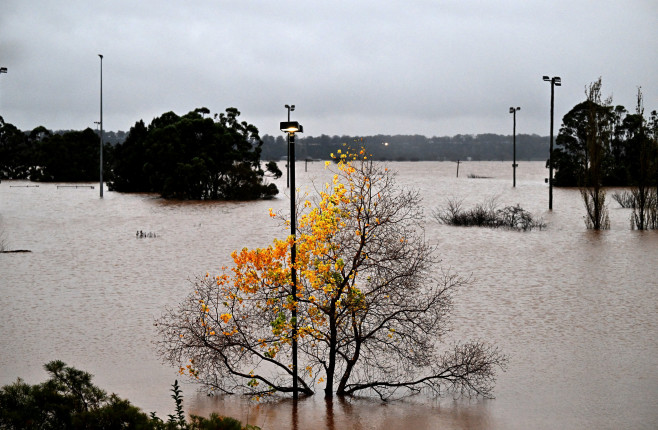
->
[{"left": 1, "top": 161, "right": 656, "bottom": 429}]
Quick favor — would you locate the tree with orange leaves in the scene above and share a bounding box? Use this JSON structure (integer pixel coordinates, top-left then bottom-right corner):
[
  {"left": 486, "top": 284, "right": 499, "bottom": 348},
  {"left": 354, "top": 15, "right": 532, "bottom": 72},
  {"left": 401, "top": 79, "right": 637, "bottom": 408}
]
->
[{"left": 156, "top": 148, "right": 506, "bottom": 400}]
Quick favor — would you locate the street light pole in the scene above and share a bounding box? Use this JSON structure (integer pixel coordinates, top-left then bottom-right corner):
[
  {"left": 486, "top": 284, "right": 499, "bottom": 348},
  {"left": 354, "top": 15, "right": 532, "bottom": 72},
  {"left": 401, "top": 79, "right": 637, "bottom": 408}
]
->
[
  {"left": 99, "top": 54, "right": 104, "bottom": 198},
  {"left": 0, "top": 67, "right": 7, "bottom": 113},
  {"left": 280, "top": 120, "right": 303, "bottom": 399},
  {"left": 543, "top": 76, "right": 561, "bottom": 210},
  {"left": 509, "top": 107, "right": 520, "bottom": 187},
  {"left": 285, "top": 105, "right": 295, "bottom": 188}
]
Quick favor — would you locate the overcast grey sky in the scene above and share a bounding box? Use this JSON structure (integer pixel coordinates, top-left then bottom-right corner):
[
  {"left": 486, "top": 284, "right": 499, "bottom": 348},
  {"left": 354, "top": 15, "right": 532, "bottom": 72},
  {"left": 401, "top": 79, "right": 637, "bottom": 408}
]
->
[{"left": 1, "top": 1, "right": 656, "bottom": 138}]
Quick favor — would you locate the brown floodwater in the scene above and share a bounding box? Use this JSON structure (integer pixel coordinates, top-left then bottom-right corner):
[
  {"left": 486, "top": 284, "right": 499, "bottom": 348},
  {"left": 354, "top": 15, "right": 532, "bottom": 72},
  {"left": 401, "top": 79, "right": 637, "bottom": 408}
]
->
[{"left": 1, "top": 161, "right": 656, "bottom": 429}]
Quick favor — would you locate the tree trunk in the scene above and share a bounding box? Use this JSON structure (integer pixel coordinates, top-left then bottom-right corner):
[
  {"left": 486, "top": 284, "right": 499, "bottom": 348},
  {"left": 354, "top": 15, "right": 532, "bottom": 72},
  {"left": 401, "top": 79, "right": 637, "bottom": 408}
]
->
[
  {"left": 336, "top": 317, "right": 361, "bottom": 395},
  {"left": 324, "top": 308, "right": 337, "bottom": 398}
]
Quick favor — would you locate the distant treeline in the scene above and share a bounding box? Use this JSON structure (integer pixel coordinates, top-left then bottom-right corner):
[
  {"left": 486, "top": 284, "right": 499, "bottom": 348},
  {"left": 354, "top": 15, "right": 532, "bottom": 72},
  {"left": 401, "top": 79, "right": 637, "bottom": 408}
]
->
[
  {"left": 0, "top": 108, "right": 282, "bottom": 200},
  {"left": 51, "top": 129, "right": 128, "bottom": 146},
  {"left": 1, "top": 115, "right": 550, "bottom": 187},
  {"left": 260, "top": 133, "right": 549, "bottom": 162},
  {"left": 3, "top": 89, "right": 654, "bottom": 193}
]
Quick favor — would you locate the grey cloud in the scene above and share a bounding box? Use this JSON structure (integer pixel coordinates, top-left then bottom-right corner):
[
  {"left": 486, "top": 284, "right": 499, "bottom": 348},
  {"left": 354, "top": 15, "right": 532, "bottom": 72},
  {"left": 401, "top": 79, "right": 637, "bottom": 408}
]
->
[{"left": 0, "top": 0, "right": 656, "bottom": 138}]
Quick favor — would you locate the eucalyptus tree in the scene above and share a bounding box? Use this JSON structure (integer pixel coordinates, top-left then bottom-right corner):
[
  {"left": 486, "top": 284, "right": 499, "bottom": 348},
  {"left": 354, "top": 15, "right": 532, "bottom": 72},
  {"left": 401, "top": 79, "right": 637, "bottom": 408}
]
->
[{"left": 109, "top": 107, "right": 280, "bottom": 200}]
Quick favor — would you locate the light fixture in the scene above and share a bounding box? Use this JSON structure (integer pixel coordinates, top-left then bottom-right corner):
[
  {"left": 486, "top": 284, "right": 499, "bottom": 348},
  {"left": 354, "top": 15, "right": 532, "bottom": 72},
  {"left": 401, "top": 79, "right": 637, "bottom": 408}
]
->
[{"left": 280, "top": 121, "right": 303, "bottom": 134}]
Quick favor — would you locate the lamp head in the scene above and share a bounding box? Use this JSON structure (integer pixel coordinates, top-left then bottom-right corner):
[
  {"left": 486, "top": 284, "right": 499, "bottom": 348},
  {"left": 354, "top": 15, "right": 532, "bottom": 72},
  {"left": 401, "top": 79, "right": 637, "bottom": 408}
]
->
[
  {"left": 0, "top": 67, "right": 7, "bottom": 74},
  {"left": 554, "top": 77, "right": 561, "bottom": 86},
  {"left": 280, "top": 121, "right": 303, "bottom": 134},
  {"left": 543, "top": 76, "right": 550, "bottom": 81}
]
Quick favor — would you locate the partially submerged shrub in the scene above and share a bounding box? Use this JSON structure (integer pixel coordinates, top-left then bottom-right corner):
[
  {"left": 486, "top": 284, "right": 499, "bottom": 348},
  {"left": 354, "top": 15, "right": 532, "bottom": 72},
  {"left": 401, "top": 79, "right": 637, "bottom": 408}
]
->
[
  {"left": 581, "top": 188, "right": 610, "bottom": 230},
  {"left": 434, "top": 198, "right": 545, "bottom": 231},
  {"left": 610, "top": 189, "right": 658, "bottom": 230},
  {"left": 433, "top": 197, "right": 497, "bottom": 227},
  {"left": 496, "top": 204, "right": 546, "bottom": 231}
]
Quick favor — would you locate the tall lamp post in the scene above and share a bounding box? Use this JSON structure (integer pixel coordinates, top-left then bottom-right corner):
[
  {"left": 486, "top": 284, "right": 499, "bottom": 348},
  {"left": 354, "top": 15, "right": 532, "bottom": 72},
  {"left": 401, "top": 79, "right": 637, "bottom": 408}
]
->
[
  {"left": 99, "top": 54, "right": 104, "bottom": 198},
  {"left": 509, "top": 106, "right": 520, "bottom": 187},
  {"left": 543, "top": 75, "right": 561, "bottom": 210},
  {"left": 285, "top": 105, "right": 295, "bottom": 188},
  {"left": 280, "top": 119, "right": 303, "bottom": 399},
  {"left": 0, "top": 67, "right": 7, "bottom": 112}
]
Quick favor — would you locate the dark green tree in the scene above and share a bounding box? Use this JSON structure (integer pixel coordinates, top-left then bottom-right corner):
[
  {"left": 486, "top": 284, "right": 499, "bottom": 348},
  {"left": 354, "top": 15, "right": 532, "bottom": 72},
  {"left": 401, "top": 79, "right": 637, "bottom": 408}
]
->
[
  {"left": 626, "top": 89, "right": 658, "bottom": 229},
  {"left": 0, "top": 117, "right": 34, "bottom": 179},
  {"left": 580, "top": 78, "right": 611, "bottom": 229},
  {"left": 109, "top": 108, "right": 280, "bottom": 200},
  {"left": 606, "top": 105, "right": 629, "bottom": 184},
  {"left": 0, "top": 360, "right": 154, "bottom": 429},
  {"left": 551, "top": 99, "right": 614, "bottom": 187},
  {"left": 552, "top": 81, "right": 657, "bottom": 194},
  {"left": 108, "top": 120, "right": 151, "bottom": 192},
  {"left": 30, "top": 128, "right": 107, "bottom": 182}
]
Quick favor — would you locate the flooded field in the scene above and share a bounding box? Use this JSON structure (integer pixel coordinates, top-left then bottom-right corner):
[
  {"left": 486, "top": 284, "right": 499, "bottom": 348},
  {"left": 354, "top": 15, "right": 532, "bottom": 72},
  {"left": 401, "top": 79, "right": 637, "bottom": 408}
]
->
[{"left": 1, "top": 161, "right": 656, "bottom": 429}]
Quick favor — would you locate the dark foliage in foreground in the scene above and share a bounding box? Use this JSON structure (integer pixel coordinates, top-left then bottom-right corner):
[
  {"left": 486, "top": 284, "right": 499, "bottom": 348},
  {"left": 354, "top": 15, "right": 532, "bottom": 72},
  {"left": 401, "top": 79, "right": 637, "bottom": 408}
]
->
[
  {"left": 0, "top": 361, "right": 259, "bottom": 430},
  {"left": 434, "top": 198, "right": 546, "bottom": 231}
]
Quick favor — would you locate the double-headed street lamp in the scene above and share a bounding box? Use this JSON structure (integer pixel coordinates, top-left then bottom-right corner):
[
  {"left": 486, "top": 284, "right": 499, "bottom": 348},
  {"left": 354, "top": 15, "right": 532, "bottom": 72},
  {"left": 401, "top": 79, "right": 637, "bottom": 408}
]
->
[
  {"left": 509, "top": 107, "right": 520, "bottom": 187},
  {"left": 543, "top": 75, "right": 561, "bottom": 210},
  {"left": 285, "top": 104, "right": 295, "bottom": 188},
  {"left": 280, "top": 118, "right": 303, "bottom": 399}
]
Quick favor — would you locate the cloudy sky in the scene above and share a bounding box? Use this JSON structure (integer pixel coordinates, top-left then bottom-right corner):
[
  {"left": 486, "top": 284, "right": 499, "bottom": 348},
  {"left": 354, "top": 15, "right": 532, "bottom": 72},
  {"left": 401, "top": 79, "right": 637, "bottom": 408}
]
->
[{"left": 1, "top": 1, "right": 656, "bottom": 138}]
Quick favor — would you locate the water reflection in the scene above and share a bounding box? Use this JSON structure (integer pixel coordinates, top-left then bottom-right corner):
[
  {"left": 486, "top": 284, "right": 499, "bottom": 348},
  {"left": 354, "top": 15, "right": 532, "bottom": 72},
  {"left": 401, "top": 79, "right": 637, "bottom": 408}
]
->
[{"left": 187, "top": 393, "right": 494, "bottom": 430}]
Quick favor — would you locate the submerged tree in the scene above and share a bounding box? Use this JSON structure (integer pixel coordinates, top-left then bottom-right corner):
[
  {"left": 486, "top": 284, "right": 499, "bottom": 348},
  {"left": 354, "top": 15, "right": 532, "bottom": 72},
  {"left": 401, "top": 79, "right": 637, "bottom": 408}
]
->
[
  {"left": 580, "top": 78, "right": 611, "bottom": 230},
  {"left": 157, "top": 149, "right": 506, "bottom": 400},
  {"left": 552, "top": 84, "right": 658, "bottom": 191},
  {"left": 628, "top": 89, "right": 658, "bottom": 230}
]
